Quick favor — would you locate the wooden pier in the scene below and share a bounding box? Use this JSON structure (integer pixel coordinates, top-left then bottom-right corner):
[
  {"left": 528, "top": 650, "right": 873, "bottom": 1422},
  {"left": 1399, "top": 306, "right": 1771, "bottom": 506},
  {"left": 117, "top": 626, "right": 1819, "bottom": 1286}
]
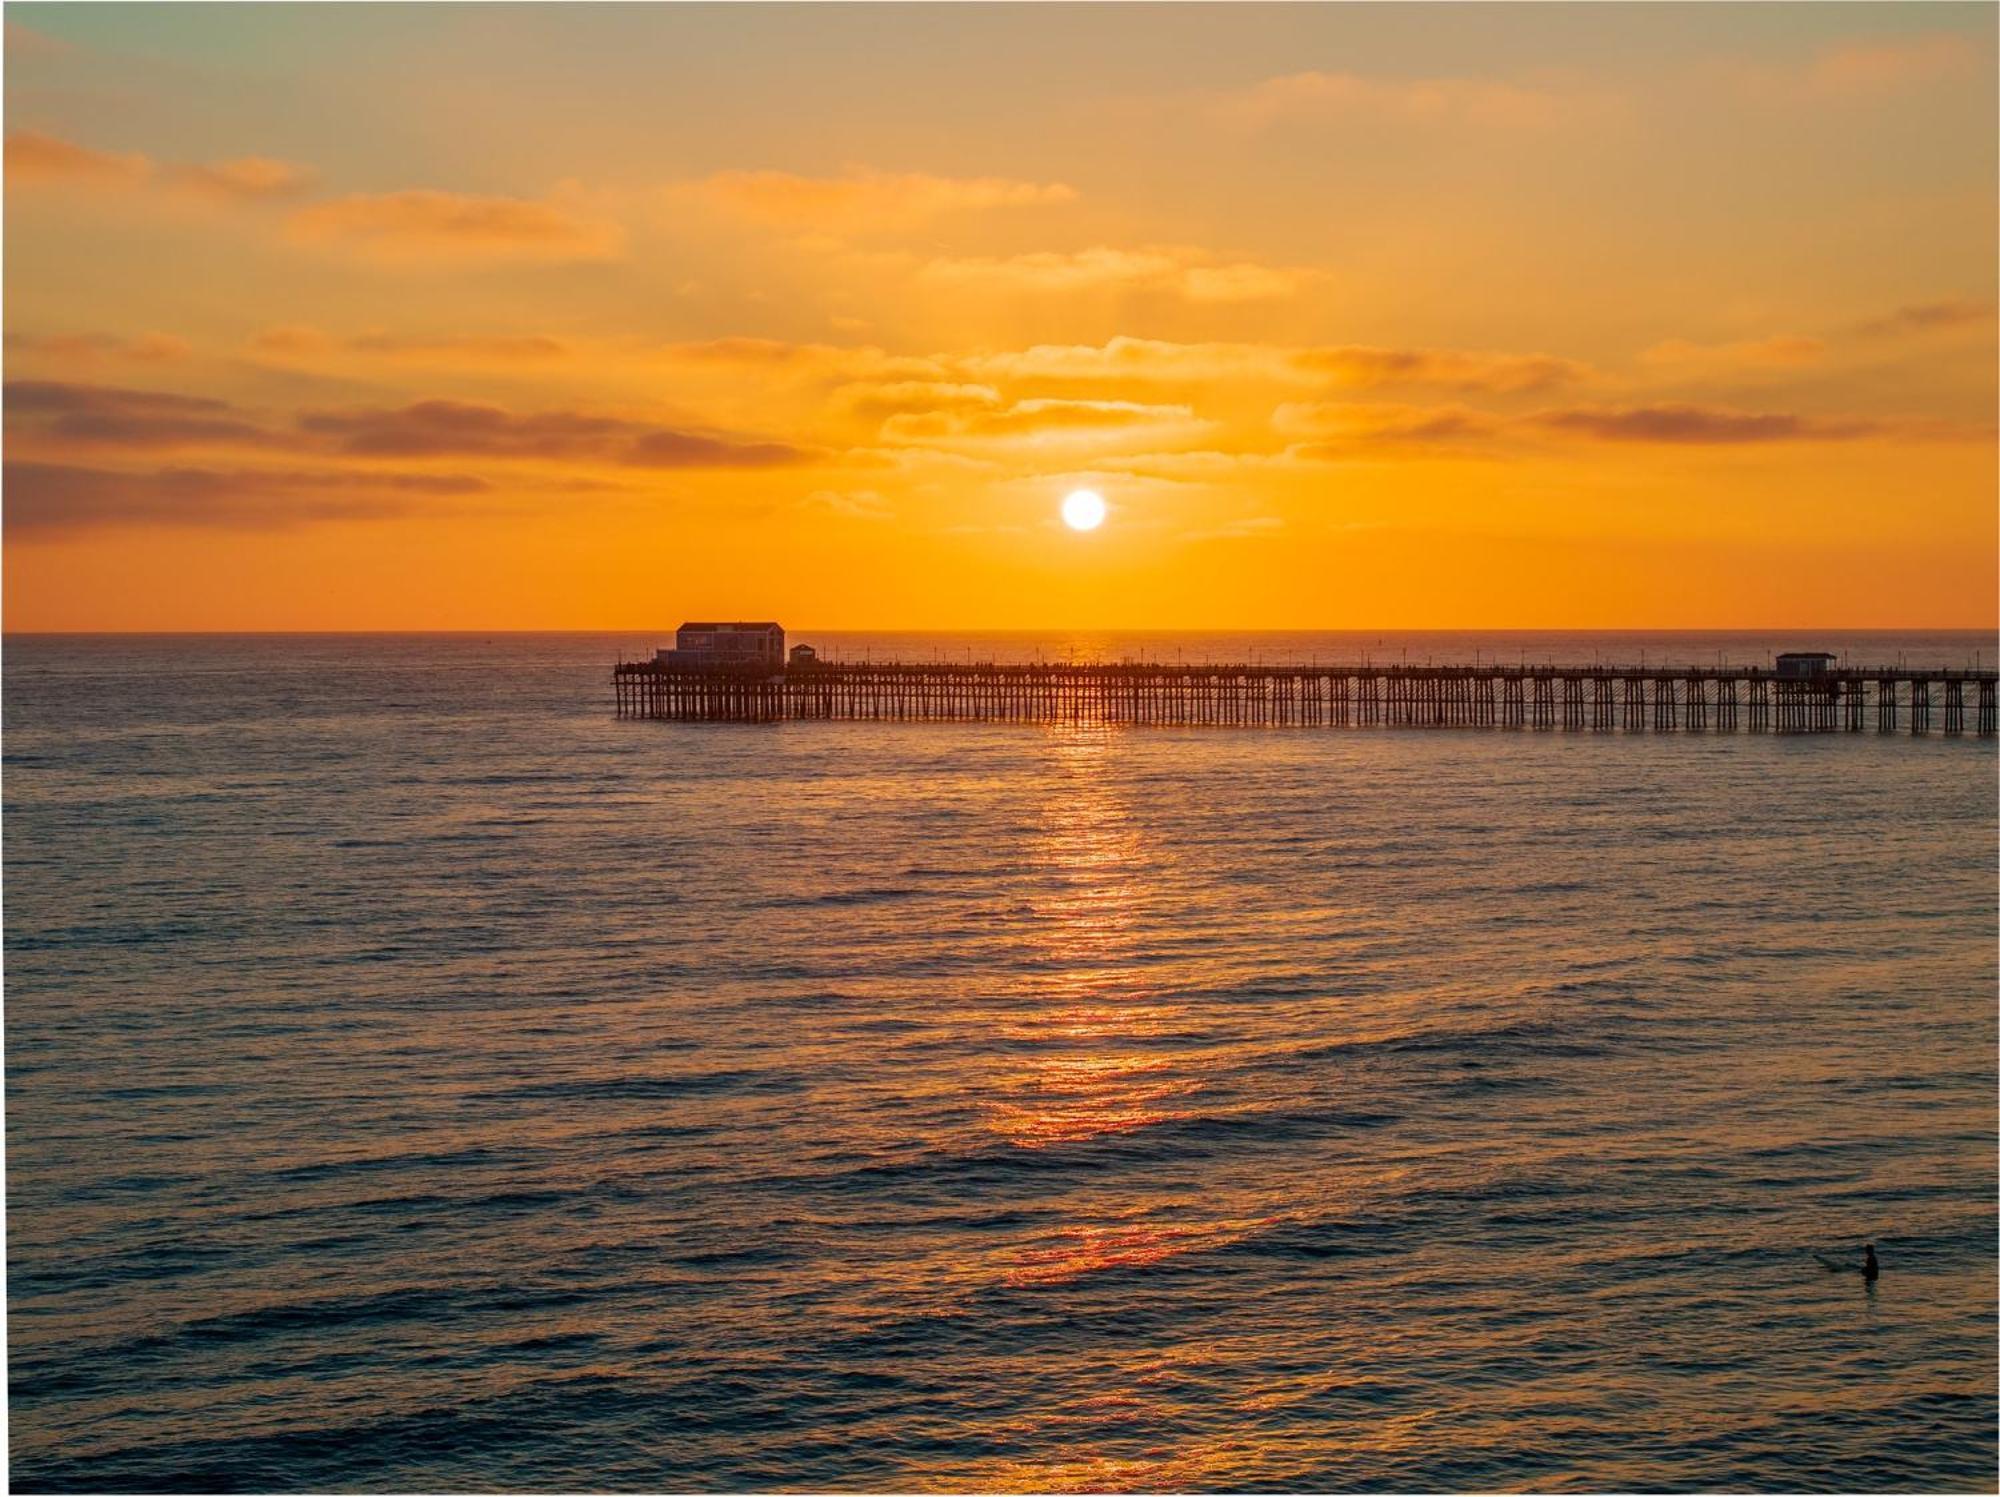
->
[{"left": 614, "top": 661, "right": 1999, "bottom": 736}]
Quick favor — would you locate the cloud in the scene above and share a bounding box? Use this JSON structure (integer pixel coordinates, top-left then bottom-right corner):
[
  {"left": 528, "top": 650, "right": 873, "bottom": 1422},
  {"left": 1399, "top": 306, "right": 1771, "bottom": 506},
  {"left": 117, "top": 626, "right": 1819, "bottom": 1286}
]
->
[
  {"left": 1714, "top": 33, "right": 1982, "bottom": 107},
  {"left": 10, "top": 382, "right": 818, "bottom": 468},
  {"left": 652, "top": 338, "right": 946, "bottom": 383},
  {"left": 287, "top": 190, "right": 623, "bottom": 262},
  {"left": 961, "top": 337, "right": 1595, "bottom": 394},
  {"left": 1641, "top": 335, "right": 1826, "bottom": 371},
  {"left": 961, "top": 337, "right": 1278, "bottom": 386},
  {"left": 835, "top": 381, "right": 1004, "bottom": 421},
  {"left": 5, "top": 21, "right": 72, "bottom": 58},
  {"left": 6, "top": 130, "right": 149, "bottom": 188},
  {"left": 249, "top": 325, "right": 335, "bottom": 356},
  {"left": 258, "top": 328, "right": 942, "bottom": 381},
  {"left": 6, "top": 380, "right": 287, "bottom": 449},
  {"left": 298, "top": 398, "right": 812, "bottom": 467},
  {"left": 658, "top": 337, "right": 827, "bottom": 366},
  {"left": 6, "top": 131, "right": 313, "bottom": 204},
  {"left": 624, "top": 430, "right": 808, "bottom": 468},
  {"left": 1180, "top": 263, "right": 1308, "bottom": 303},
  {"left": 1276, "top": 400, "right": 1505, "bottom": 445},
  {"left": 299, "top": 401, "right": 639, "bottom": 457},
  {"left": 688, "top": 168, "right": 1076, "bottom": 230},
  {"left": 7, "top": 331, "right": 190, "bottom": 364},
  {"left": 1855, "top": 299, "right": 1996, "bottom": 338},
  {"left": 1290, "top": 344, "right": 1591, "bottom": 392},
  {"left": 1272, "top": 397, "right": 1973, "bottom": 453},
  {"left": 466, "top": 332, "right": 1595, "bottom": 404},
  {"left": 918, "top": 245, "right": 1308, "bottom": 302},
  {"left": 799, "top": 488, "right": 894, "bottom": 520},
  {"left": 5, "top": 460, "right": 487, "bottom": 534},
  {"left": 1214, "top": 71, "right": 1573, "bottom": 131},
  {"left": 919, "top": 247, "right": 1180, "bottom": 293},
  {"left": 250, "top": 325, "right": 571, "bottom": 363},
  {"left": 881, "top": 397, "right": 1202, "bottom": 443},
  {"left": 1098, "top": 448, "right": 1295, "bottom": 479},
  {"left": 1795, "top": 33, "right": 1979, "bottom": 99},
  {"left": 350, "top": 333, "right": 570, "bottom": 362},
  {"left": 1529, "top": 403, "right": 1876, "bottom": 443},
  {"left": 172, "top": 156, "right": 316, "bottom": 202}
]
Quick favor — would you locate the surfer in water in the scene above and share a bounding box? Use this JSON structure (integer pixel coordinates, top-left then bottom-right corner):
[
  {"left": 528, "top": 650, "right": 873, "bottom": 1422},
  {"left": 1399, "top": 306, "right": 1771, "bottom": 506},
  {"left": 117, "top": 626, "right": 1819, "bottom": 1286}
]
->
[{"left": 1815, "top": 1244, "right": 1880, "bottom": 1281}]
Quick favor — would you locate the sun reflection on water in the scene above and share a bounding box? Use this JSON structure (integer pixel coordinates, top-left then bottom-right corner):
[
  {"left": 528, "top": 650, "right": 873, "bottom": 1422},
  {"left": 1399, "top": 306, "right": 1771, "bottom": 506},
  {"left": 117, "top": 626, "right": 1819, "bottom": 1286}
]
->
[
  {"left": 983, "top": 730, "right": 1207, "bottom": 1151},
  {"left": 1000, "top": 1207, "right": 1274, "bottom": 1288}
]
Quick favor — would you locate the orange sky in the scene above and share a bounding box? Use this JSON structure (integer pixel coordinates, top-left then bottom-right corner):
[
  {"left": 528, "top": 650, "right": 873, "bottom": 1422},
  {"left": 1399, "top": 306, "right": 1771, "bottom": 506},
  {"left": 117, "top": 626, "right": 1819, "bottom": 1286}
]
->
[{"left": 4, "top": 3, "right": 1996, "bottom": 630}]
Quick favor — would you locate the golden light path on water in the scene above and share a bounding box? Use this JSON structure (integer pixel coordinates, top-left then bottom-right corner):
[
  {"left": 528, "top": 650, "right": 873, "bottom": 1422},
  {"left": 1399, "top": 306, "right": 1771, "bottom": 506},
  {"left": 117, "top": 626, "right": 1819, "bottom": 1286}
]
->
[{"left": 985, "top": 733, "right": 1273, "bottom": 1300}]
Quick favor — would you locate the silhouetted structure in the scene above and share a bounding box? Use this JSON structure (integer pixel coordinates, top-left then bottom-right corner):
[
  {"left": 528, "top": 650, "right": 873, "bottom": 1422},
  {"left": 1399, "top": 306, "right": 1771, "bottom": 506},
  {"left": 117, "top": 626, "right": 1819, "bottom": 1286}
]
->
[
  {"left": 1776, "top": 651, "right": 1837, "bottom": 679},
  {"left": 657, "top": 621, "right": 785, "bottom": 670},
  {"left": 613, "top": 656, "right": 1998, "bottom": 736}
]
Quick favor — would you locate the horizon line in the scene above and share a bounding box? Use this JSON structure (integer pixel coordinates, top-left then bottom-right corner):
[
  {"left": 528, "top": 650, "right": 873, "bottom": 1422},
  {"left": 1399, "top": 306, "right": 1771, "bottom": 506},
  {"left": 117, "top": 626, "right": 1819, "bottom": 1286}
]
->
[{"left": 6, "top": 624, "right": 1997, "bottom": 638}]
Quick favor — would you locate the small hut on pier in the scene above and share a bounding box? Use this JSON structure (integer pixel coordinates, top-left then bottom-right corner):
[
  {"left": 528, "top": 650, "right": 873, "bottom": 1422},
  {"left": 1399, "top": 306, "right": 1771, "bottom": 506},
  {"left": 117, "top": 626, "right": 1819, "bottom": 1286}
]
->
[{"left": 657, "top": 621, "right": 785, "bottom": 671}]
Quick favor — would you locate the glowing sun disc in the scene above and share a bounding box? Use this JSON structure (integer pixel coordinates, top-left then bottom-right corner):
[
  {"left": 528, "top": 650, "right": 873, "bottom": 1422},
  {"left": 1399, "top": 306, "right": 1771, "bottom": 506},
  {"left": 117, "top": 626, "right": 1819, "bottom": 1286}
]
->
[{"left": 1062, "top": 489, "right": 1107, "bottom": 531}]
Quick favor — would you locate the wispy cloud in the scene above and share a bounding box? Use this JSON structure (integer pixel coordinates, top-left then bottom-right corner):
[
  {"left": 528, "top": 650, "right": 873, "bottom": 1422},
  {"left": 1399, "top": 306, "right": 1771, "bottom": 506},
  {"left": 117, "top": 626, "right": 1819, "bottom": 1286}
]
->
[
  {"left": 9, "top": 381, "right": 821, "bottom": 469},
  {"left": 835, "top": 381, "right": 1005, "bottom": 421},
  {"left": 917, "top": 246, "right": 1309, "bottom": 303},
  {"left": 959, "top": 337, "right": 1277, "bottom": 386},
  {"left": 1291, "top": 345, "right": 1591, "bottom": 393},
  {"left": 651, "top": 338, "right": 947, "bottom": 384},
  {"left": 1640, "top": 335, "right": 1826, "bottom": 372},
  {"left": 881, "top": 397, "right": 1202, "bottom": 443},
  {"left": 5, "top": 21, "right": 72, "bottom": 59},
  {"left": 5, "top": 130, "right": 149, "bottom": 188},
  {"left": 1277, "top": 400, "right": 1504, "bottom": 445},
  {"left": 1854, "top": 299, "right": 1996, "bottom": 338},
  {"left": 1752, "top": 32, "right": 1982, "bottom": 102},
  {"left": 287, "top": 190, "right": 624, "bottom": 263},
  {"left": 6, "top": 130, "right": 315, "bottom": 204},
  {"left": 6, "top": 460, "right": 489, "bottom": 534},
  {"left": 172, "top": 156, "right": 316, "bottom": 202},
  {"left": 1278, "top": 397, "right": 1978, "bottom": 452},
  {"left": 299, "top": 398, "right": 811, "bottom": 467},
  {"left": 688, "top": 168, "right": 1076, "bottom": 231},
  {"left": 6, "top": 380, "right": 287, "bottom": 449},
  {"left": 1212, "top": 70, "right": 1575, "bottom": 131},
  {"left": 8, "top": 331, "right": 190, "bottom": 364},
  {"left": 249, "top": 325, "right": 573, "bottom": 363},
  {"left": 1529, "top": 403, "right": 1875, "bottom": 444}
]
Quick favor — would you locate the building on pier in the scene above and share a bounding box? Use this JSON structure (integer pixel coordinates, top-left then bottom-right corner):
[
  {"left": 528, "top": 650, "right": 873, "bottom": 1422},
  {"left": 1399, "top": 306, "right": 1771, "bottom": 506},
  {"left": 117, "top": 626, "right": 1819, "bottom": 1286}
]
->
[
  {"left": 1776, "top": 652, "right": 1836, "bottom": 679},
  {"left": 789, "top": 643, "right": 819, "bottom": 667},
  {"left": 657, "top": 621, "right": 785, "bottom": 671}
]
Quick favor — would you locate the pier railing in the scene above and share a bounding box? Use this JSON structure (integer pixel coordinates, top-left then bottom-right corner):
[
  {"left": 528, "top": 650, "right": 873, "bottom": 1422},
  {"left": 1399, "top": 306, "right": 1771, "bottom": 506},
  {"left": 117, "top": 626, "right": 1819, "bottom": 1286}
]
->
[{"left": 613, "top": 661, "right": 1999, "bottom": 736}]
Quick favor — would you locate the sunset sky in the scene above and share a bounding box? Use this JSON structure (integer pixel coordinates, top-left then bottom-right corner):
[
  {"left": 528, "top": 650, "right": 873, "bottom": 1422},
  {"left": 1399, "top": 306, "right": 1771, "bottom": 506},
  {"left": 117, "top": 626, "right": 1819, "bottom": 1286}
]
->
[{"left": 5, "top": 2, "right": 1995, "bottom": 631}]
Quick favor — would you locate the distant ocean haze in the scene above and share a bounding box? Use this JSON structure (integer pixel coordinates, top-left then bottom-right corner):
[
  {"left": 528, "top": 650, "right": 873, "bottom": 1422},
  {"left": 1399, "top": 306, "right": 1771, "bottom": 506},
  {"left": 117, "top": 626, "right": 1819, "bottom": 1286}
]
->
[{"left": 4, "top": 631, "right": 1995, "bottom": 1490}]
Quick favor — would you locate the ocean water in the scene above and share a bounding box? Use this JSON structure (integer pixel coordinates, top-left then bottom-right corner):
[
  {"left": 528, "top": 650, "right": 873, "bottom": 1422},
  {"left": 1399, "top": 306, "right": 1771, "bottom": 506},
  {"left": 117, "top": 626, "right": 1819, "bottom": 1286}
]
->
[{"left": 5, "top": 630, "right": 1996, "bottom": 1493}]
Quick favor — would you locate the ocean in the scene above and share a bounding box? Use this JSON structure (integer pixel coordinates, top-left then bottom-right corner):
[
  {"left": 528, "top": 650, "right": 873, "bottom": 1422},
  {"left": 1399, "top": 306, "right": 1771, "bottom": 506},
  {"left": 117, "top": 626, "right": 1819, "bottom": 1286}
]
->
[{"left": 5, "top": 630, "right": 1996, "bottom": 1492}]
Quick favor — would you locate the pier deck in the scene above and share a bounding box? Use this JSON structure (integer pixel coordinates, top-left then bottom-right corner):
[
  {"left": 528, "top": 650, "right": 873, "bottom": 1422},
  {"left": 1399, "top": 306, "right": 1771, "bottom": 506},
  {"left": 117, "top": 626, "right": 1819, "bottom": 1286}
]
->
[{"left": 614, "top": 661, "right": 1999, "bottom": 736}]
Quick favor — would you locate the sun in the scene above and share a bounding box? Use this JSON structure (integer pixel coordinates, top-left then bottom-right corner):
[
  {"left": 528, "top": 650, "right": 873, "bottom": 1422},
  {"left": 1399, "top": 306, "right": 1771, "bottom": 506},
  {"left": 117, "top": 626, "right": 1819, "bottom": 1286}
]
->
[{"left": 1061, "top": 489, "right": 1107, "bottom": 531}]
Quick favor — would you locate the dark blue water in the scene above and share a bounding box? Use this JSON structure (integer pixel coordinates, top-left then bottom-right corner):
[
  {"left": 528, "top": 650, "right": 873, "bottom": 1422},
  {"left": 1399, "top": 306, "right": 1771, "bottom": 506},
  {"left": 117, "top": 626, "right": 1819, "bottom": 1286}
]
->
[{"left": 6, "top": 631, "right": 1996, "bottom": 1491}]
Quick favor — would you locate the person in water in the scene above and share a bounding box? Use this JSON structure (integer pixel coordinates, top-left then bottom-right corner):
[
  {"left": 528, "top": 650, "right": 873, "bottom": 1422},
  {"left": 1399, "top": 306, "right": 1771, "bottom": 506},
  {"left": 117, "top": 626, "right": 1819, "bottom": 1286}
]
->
[{"left": 1863, "top": 1244, "right": 1880, "bottom": 1281}]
